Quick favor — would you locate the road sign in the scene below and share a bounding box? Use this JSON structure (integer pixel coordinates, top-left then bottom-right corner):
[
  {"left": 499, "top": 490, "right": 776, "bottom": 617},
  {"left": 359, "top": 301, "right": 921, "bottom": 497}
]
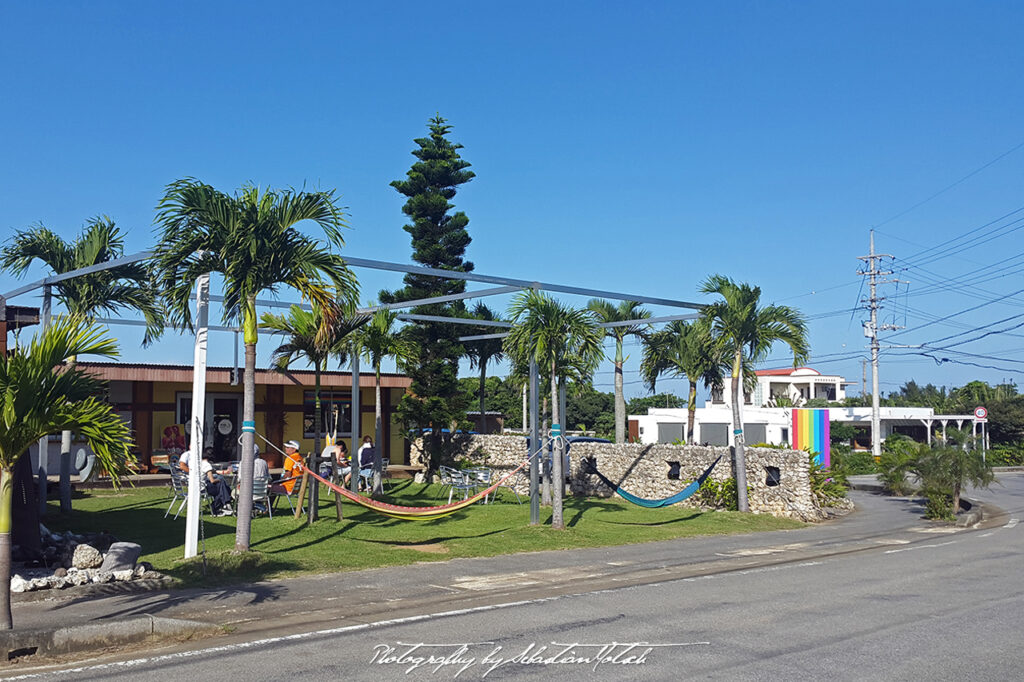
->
[{"left": 974, "top": 406, "right": 988, "bottom": 420}]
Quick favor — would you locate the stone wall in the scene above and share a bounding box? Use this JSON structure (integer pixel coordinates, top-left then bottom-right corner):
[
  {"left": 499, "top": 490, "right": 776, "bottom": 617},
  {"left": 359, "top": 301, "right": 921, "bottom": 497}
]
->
[{"left": 418, "top": 435, "right": 822, "bottom": 520}]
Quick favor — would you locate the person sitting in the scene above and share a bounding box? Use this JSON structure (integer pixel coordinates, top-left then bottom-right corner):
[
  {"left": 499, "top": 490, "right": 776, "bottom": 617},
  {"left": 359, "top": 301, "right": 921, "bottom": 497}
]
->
[
  {"left": 252, "top": 447, "right": 270, "bottom": 514},
  {"left": 320, "top": 441, "right": 351, "bottom": 481},
  {"left": 357, "top": 436, "right": 376, "bottom": 491},
  {"left": 177, "top": 449, "right": 191, "bottom": 473},
  {"left": 201, "top": 451, "right": 233, "bottom": 516},
  {"left": 281, "top": 440, "right": 304, "bottom": 489}
]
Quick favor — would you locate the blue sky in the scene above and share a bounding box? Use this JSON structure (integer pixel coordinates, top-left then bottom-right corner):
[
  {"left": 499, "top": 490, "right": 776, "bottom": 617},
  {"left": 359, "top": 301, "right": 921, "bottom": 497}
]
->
[{"left": 3, "top": 1, "right": 1023, "bottom": 401}]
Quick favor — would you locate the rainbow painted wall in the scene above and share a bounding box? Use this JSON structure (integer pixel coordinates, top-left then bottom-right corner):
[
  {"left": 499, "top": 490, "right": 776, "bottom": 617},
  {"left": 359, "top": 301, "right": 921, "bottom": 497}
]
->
[{"left": 792, "top": 408, "right": 830, "bottom": 467}]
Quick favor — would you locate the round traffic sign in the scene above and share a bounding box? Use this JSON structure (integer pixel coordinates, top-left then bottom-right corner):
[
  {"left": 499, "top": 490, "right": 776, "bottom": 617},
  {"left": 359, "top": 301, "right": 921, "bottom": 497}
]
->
[{"left": 974, "top": 406, "right": 988, "bottom": 419}]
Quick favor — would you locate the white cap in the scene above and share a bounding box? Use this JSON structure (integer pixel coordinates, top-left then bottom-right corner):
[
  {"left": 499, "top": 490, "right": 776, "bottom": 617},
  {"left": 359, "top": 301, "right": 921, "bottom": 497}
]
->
[{"left": 285, "top": 440, "right": 300, "bottom": 450}]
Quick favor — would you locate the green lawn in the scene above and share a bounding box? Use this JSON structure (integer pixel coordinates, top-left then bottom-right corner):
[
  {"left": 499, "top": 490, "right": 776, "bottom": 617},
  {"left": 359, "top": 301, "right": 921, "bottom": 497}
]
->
[{"left": 45, "top": 480, "right": 803, "bottom": 585}]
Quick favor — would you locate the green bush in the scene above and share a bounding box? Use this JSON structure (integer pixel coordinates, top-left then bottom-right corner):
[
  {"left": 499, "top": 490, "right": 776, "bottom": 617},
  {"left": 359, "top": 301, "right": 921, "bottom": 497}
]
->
[
  {"left": 807, "top": 452, "right": 848, "bottom": 504},
  {"left": 987, "top": 444, "right": 1024, "bottom": 466},
  {"left": 697, "top": 478, "right": 738, "bottom": 511},
  {"left": 919, "top": 485, "right": 955, "bottom": 521},
  {"left": 831, "top": 445, "right": 877, "bottom": 475},
  {"left": 878, "top": 435, "right": 919, "bottom": 496}
]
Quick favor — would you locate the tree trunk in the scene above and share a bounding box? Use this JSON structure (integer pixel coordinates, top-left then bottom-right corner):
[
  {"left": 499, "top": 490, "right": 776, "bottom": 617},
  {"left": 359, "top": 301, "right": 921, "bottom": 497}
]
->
[
  {"left": 551, "top": 366, "right": 565, "bottom": 530},
  {"left": 953, "top": 481, "right": 961, "bottom": 516},
  {"left": 687, "top": 381, "right": 698, "bottom": 444},
  {"left": 234, "top": 341, "right": 257, "bottom": 551},
  {"left": 59, "top": 356, "right": 78, "bottom": 514},
  {"left": 541, "top": 396, "right": 551, "bottom": 505},
  {"left": 479, "top": 362, "right": 487, "bottom": 432},
  {"left": 730, "top": 349, "right": 750, "bottom": 513},
  {"left": 372, "top": 365, "right": 384, "bottom": 495},
  {"left": 614, "top": 339, "right": 625, "bottom": 444},
  {"left": 310, "top": 365, "right": 321, "bottom": 524},
  {"left": 0, "top": 467, "right": 14, "bottom": 629}
]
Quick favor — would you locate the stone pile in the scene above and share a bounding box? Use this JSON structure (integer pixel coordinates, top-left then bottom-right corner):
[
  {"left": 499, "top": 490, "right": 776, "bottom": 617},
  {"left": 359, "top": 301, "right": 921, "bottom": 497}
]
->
[{"left": 9, "top": 525, "right": 152, "bottom": 594}]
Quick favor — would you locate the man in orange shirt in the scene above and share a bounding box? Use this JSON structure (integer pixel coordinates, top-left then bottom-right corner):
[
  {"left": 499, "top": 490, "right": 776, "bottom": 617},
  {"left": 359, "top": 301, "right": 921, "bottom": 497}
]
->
[{"left": 281, "top": 440, "right": 304, "bottom": 493}]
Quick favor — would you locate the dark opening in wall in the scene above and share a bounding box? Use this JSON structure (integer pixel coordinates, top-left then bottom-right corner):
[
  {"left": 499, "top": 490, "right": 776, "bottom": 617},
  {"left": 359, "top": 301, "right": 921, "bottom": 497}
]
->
[
  {"left": 765, "top": 466, "right": 781, "bottom": 487},
  {"left": 667, "top": 461, "right": 681, "bottom": 480}
]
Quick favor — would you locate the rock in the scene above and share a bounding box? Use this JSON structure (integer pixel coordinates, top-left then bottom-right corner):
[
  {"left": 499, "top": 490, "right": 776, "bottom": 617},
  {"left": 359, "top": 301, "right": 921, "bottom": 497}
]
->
[
  {"left": 10, "top": 575, "right": 28, "bottom": 593},
  {"left": 99, "top": 542, "right": 142, "bottom": 572},
  {"left": 134, "top": 565, "right": 147, "bottom": 578},
  {"left": 92, "top": 571, "right": 113, "bottom": 584},
  {"left": 112, "top": 570, "right": 134, "bottom": 582},
  {"left": 53, "top": 567, "right": 67, "bottom": 578},
  {"left": 70, "top": 572, "right": 90, "bottom": 587},
  {"left": 72, "top": 544, "right": 103, "bottom": 569},
  {"left": 413, "top": 472, "right": 426, "bottom": 484},
  {"left": 39, "top": 523, "right": 52, "bottom": 539}
]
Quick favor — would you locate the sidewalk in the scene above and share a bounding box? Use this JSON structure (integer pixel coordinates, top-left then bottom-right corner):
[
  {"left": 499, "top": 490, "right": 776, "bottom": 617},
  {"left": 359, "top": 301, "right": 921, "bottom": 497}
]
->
[{"left": 1, "top": 487, "right": 993, "bottom": 667}]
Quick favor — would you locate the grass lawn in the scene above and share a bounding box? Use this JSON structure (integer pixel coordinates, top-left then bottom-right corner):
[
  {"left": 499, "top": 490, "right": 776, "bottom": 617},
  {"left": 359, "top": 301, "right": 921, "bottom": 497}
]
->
[{"left": 44, "top": 480, "right": 804, "bottom": 585}]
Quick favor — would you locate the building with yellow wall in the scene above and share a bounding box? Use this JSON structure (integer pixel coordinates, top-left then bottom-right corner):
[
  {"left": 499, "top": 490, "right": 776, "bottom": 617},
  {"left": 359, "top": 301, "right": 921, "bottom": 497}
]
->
[{"left": 71, "top": 362, "right": 412, "bottom": 470}]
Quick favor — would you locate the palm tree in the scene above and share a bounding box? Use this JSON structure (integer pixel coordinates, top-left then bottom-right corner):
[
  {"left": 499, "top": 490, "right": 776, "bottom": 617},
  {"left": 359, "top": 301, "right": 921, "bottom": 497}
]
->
[
  {"left": 587, "top": 300, "right": 651, "bottom": 443},
  {"left": 0, "top": 317, "right": 133, "bottom": 628},
  {"left": 153, "top": 179, "right": 359, "bottom": 552},
  {"left": 640, "top": 319, "right": 726, "bottom": 444},
  {"left": 358, "top": 308, "right": 416, "bottom": 493},
  {"left": 505, "top": 290, "right": 603, "bottom": 529},
  {"left": 1, "top": 217, "right": 162, "bottom": 514},
  {"left": 699, "top": 274, "right": 808, "bottom": 512},
  {"left": 261, "top": 304, "right": 368, "bottom": 519},
  {"left": 464, "top": 302, "right": 505, "bottom": 432}
]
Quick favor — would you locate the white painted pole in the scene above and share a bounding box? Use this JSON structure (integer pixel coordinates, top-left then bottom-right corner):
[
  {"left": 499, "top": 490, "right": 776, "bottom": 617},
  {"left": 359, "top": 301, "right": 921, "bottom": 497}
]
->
[
  {"left": 184, "top": 273, "right": 210, "bottom": 559},
  {"left": 37, "top": 285, "right": 51, "bottom": 516}
]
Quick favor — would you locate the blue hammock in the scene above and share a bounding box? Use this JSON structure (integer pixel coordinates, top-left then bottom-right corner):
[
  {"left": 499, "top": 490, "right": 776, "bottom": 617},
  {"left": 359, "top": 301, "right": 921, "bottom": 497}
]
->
[{"left": 582, "top": 456, "right": 721, "bottom": 508}]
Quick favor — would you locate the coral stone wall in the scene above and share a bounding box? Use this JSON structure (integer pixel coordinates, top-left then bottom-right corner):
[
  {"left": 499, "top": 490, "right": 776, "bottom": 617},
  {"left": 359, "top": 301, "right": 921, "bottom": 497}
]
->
[{"left": 420, "top": 435, "right": 820, "bottom": 520}]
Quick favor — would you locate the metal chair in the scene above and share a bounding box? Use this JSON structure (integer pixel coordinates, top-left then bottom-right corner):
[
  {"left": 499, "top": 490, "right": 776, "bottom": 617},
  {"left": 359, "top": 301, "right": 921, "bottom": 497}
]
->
[
  {"left": 251, "top": 476, "right": 273, "bottom": 518},
  {"left": 437, "top": 466, "right": 459, "bottom": 500},
  {"left": 466, "top": 467, "right": 493, "bottom": 504},
  {"left": 166, "top": 467, "right": 211, "bottom": 519},
  {"left": 447, "top": 469, "right": 477, "bottom": 504},
  {"left": 493, "top": 468, "right": 525, "bottom": 505},
  {"left": 270, "top": 474, "right": 304, "bottom": 514}
]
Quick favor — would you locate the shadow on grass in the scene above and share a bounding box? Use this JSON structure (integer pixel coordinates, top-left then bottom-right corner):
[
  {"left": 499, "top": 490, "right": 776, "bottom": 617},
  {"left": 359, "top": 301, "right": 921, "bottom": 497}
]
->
[
  {"left": 565, "top": 498, "right": 629, "bottom": 528},
  {"left": 599, "top": 512, "right": 702, "bottom": 527},
  {"left": 356, "top": 526, "right": 513, "bottom": 547}
]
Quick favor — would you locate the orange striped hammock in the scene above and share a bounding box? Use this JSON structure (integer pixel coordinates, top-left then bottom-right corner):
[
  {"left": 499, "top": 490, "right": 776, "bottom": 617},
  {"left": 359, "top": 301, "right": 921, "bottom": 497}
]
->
[{"left": 295, "top": 458, "right": 533, "bottom": 521}]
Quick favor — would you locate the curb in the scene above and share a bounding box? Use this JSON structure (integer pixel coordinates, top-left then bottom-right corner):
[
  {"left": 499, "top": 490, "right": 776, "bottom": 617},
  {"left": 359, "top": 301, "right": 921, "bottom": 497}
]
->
[{"left": 0, "top": 615, "right": 219, "bottom": 664}]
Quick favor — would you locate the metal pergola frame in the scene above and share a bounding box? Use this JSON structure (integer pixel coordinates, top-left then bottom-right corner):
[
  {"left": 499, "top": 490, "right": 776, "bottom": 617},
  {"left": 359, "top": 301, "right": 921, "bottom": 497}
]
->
[{"left": 1, "top": 251, "right": 705, "bottom": 537}]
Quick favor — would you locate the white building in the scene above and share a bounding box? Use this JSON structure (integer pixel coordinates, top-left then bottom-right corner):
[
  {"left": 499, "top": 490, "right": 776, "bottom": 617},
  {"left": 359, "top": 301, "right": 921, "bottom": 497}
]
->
[
  {"left": 709, "top": 367, "right": 856, "bottom": 407},
  {"left": 630, "top": 404, "right": 984, "bottom": 449}
]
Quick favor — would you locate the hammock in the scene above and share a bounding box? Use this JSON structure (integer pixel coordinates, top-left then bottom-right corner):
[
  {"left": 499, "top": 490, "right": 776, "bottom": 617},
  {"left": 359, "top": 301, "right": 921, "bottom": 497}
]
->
[
  {"left": 295, "top": 456, "right": 535, "bottom": 521},
  {"left": 581, "top": 456, "right": 721, "bottom": 508}
]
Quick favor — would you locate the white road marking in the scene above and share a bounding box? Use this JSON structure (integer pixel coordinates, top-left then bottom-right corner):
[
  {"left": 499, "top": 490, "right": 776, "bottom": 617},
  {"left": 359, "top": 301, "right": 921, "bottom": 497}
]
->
[
  {"left": 909, "top": 526, "right": 960, "bottom": 534},
  {"left": 1005, "top": 518, "right": 1019, "bottom": 529},
  {"left": 884, "top": 540, "right": 956, "bottom": 555},
  {"left": 875, "top": 538, "right": 911, "bottom": 545},
  {"left": 979, "top": 532, "right": 994, "bottom": 537},
  {"left": 715, "top": 542, "right": 809, "bottom": 557}
]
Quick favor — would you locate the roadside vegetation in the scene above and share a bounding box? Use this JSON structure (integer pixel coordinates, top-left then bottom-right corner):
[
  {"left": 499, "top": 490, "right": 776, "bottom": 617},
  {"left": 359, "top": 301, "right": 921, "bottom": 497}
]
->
[{"left": 46, "top": 484, "right": 803, "bottom": 586}]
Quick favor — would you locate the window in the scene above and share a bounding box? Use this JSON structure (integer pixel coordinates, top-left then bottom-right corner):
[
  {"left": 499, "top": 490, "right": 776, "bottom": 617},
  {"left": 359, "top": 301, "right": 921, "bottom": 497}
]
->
[{"left": 304, "top": 392, "right": 352, "bottom": 438}]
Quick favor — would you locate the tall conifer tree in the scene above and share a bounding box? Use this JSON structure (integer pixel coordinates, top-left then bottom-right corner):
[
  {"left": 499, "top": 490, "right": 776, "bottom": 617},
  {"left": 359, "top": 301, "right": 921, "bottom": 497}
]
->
[{"left": 380, "top": 116, "right": 475, "bottom": 476}]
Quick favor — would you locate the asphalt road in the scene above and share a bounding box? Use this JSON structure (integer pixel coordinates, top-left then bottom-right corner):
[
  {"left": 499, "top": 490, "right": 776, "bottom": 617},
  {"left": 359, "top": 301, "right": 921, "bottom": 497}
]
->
[{"left": 7, "top": 473, "right": 1024, "bottom": 681}]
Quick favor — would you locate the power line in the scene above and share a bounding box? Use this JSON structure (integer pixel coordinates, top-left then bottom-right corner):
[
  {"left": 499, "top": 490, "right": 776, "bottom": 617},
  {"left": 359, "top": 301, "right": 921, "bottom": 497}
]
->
[{"left": 872, "top": 138, "right": 1024, "bottom": 230}]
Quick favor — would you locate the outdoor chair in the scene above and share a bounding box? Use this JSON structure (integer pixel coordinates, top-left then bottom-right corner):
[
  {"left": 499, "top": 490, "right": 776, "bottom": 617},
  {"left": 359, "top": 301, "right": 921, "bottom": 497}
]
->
[
  {"left": 466, "top": 467, "right": 493, "bottom": 504},
  {"left": 437, "top": 466, "right": 459, "bottom": 500},
  {"left": 166, "top": 467, "right": 212, "bottom": 519},
  {"left": 447, "top": 469, "right": 477, "bottom": 504},
  {"left": 359, "top": 457, "right": 392, "bottom": 493},
  {"left": 270, "top": 474, "right": 304, "bottom": 514},
  {"left": 251, "top": 476, "right": 273, "bottom": 518},
  {"left": 493, "top": 468, "right": 524, "bottom": 505}
]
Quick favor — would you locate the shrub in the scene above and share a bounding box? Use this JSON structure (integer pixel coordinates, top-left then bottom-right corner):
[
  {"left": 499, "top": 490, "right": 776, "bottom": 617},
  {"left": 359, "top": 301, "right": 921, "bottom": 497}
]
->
[
  {"left": 988, "top": 444, "right": 1024, "bottom": 466},
  {"left": 697, "top": 478, "right": 738, "bottom": 511},
  {"left": 808, "top": 452, "right": 848, "bottom": 504},
  {"left": 878, "top": 435, "right": 919, "bottom": 496},
  {"left": 830, "top": 445, "right": 877, "bottom": 475}
]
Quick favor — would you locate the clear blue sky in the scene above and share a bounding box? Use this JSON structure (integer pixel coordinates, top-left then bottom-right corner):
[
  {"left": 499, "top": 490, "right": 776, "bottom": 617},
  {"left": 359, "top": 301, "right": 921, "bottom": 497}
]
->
[{"left": 3, "top": 1, "right": 1023, "bottom": 401}]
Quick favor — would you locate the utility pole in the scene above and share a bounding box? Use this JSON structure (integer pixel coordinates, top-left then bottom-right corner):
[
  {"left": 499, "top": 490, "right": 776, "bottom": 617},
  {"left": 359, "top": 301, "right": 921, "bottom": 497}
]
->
[{"left": 857, "top": 230, "right": 900, "bottom": 460}]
